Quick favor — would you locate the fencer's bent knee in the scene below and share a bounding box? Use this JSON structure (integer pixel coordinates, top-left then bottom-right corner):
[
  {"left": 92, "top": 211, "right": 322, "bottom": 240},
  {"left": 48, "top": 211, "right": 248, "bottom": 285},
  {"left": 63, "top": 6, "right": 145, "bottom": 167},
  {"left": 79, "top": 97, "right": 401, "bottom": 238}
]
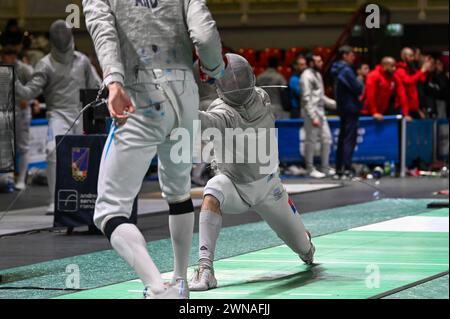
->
[{"left": 202, "top": 195, "right": 221, "bottom": 213}]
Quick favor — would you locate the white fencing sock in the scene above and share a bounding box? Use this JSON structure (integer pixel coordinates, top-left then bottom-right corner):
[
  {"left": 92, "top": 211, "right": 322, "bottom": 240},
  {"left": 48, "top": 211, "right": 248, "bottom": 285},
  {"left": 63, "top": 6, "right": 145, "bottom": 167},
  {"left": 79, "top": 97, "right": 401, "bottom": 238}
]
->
[
  {"left": 110, "top": 223, "right": 165, "bottom": 294},
  {"left": 198, "top": 210, "right": 222, "bottom": 268},
  {"left": 169, "top": 212, "right": 195, "bottom": 280}
]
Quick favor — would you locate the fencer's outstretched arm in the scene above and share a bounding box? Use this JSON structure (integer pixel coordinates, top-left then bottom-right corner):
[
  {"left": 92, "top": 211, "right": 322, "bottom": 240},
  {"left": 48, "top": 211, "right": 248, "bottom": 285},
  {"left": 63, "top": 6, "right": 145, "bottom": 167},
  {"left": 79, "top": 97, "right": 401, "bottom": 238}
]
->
[
  {"left": 83, "top": 0, "right": 124, "bottom": 87},
  {"left": 15, "top": 61, "right": 48, "bottom": 100},
  {"left": 185, "top": 0, "right": 224, "bottom": 78},
  {"left": 199, "top": 106, "right": 237, "bottom": 132}
]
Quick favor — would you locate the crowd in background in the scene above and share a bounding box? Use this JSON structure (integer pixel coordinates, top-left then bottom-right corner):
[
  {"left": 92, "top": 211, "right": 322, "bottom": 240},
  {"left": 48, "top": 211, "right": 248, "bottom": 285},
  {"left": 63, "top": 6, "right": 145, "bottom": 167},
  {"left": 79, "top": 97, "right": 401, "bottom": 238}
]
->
[
  {"left": 256, "top": 47, "right": 449, "bottom": 122},
  {"left": 253, "top": 44, "right": 449, "bottom": 178},
  {"left": 0, "top": 18, "right": 449, "bottom": 189}
]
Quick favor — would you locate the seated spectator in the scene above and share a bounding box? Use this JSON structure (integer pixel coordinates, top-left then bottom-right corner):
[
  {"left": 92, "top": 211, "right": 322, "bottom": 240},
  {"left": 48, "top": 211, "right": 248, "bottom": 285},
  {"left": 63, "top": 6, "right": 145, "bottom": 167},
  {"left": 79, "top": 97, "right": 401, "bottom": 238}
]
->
[
  {"left": 257, "top": 56, "right": 288, "bottom": 119},
  {"left": 362, "top": 57, "right": 410, "bottom": 121}
]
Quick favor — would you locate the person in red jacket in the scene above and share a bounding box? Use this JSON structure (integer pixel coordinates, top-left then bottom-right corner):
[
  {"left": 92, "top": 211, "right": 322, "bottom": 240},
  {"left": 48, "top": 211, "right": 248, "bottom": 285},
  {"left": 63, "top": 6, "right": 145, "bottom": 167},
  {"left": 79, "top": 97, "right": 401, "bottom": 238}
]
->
[
  {"left": 395, "top": 47, "right": 433, "bottom": 119},
  {"left": 363, "top": 57, "right": 410, "bottom": 121}
]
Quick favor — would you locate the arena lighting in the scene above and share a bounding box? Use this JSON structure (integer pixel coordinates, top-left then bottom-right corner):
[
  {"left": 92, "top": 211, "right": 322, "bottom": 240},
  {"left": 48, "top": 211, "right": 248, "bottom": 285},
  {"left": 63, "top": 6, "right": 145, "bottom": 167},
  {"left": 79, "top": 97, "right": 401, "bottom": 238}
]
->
[{"left": 386, "top": 23, "right": 404, "bottom": 36}]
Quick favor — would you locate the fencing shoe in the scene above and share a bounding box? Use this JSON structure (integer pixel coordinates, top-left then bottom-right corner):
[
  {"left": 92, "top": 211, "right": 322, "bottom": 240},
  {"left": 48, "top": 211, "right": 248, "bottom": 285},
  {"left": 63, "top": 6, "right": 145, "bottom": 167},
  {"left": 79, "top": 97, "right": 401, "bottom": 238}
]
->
[
  {"left": 144, "top": 279, "right": 189, "bottom": 299},
  {"left": 308, "top": 169, "right": 326, "bottom": 179},
  {"left": 299, "top": 231, "right": 316, "bottom": 265},
  {"left": 14, "top": 181, "right": 26, "bottom": 191},
  {"left": 189, "top": 266, "right": 218, "bottom": 291}
]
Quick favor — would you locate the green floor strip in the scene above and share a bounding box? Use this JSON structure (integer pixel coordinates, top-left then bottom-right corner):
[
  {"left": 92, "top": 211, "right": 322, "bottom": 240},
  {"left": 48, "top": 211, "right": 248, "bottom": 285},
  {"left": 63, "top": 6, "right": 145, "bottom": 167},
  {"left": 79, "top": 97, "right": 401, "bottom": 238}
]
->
[
  {"left": 385, "top": 275, "right": 449, "bottom": 299},
  {"left": 57, "top": 211, "right": 449, "bottom": 299},
  {"left": 419, "top": 208, "right": 449, "bottom": 217},
  {"left": 0, "top": 199, "right": 446, "bottom": 299}
]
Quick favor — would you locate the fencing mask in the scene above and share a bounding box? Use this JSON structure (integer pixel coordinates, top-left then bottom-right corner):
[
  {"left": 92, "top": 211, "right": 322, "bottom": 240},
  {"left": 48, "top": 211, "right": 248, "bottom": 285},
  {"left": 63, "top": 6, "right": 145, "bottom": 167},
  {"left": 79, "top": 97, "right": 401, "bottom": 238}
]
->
[
  {"left": 49, "top": 20, "right": 74, "bottom": 64},
  {"left": 215, "top": 53, "right": 256, "bottom": 107}
]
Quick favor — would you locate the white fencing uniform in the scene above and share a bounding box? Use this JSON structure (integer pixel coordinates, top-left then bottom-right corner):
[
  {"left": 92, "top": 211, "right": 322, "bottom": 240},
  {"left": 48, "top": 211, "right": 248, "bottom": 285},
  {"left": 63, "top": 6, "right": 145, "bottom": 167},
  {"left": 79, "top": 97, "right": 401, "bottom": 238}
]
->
[
  {"left": 198, "top": 54, "right": 312, "bottom": 260},
  {"left": 300, "top": 67, "right": 336, "bottom": 173},
  {"left": 200, "top": 95, "right": 312, "bottom": 258},
  {"left": 83, "top": 0, "right": 225, "bottom": 293},
  {"left": 94, "top": 69, "right": 200, "bottom": 230},
  {"left": 15, "top": 25, "right": 101, "bottom": 208},
  {"left": 83, "top": 0, "right": 224, "bottom": 231}
]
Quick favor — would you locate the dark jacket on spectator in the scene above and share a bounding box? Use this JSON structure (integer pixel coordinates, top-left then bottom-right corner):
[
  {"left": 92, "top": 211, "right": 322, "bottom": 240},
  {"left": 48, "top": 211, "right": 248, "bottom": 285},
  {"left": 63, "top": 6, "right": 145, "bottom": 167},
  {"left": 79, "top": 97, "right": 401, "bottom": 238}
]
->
[
  {"left": 424, "top": 71, "right": 449, "bottom": 117},
  {"left": 331, "top": 60, "right": 364, "bottom": 115}
]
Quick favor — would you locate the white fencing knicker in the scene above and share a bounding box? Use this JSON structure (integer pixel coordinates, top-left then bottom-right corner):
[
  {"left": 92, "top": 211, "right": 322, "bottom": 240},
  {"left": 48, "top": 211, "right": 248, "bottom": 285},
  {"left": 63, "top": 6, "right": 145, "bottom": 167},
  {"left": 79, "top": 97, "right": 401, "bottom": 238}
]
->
[
  {"left": 204, "top": 172, "right": 312, "bottom": 257},
  {"left": 94, "top": 69, "right": 199, "bottom": 233}
]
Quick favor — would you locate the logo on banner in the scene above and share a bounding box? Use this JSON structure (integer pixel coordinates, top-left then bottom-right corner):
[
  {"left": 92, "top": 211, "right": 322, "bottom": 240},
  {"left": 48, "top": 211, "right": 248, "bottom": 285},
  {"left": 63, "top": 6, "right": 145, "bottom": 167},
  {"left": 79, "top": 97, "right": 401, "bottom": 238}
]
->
[
  {"left": 58, "top": 189, "right": 79, "bottom": 212},
  {"left": 72, "top": 147, "right": 90, "bottom": 182}
]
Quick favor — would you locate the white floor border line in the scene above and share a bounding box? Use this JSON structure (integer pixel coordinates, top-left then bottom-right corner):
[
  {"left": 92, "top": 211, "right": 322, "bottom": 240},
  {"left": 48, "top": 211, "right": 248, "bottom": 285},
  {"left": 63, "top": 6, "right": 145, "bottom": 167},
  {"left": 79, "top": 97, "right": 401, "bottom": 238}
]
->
[{"left": 350, "top": 216, "right": 449, "bottom": 233}]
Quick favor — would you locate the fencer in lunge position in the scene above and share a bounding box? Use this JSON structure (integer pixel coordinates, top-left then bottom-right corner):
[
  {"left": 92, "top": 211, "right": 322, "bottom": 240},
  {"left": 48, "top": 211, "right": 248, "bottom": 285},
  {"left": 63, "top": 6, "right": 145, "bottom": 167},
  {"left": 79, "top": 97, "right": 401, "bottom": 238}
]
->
[
  {"left": 15, "top": 20, "right": 101, "bottom": 212},
  {"left": 189, "top": 54, "right": 315, "bottom": 291},
  {"left": 83, "top": 0, "right": 225, "bottom": 299}
]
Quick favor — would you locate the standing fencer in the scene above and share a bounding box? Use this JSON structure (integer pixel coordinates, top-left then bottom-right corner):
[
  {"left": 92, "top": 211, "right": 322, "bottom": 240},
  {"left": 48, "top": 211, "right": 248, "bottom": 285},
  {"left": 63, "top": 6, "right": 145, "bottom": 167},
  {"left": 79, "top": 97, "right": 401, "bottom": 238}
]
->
[
  {"left": 83, "top": 0, "right": 225, "bottom": 299},
  {"left": 1, "top": 46, "right": 36, "bottom": 190},
  {"left": 300, "top": 53, "right": 336, "bottom": 179},
  {"left": 191, "top": 60, "right": 218, "bottom": 186},
  {"left": 189, "top": 54, "right": 315, "bottom": 291},
  {"left": 15, "top": 20, "right": 101, "bottom": 212}
]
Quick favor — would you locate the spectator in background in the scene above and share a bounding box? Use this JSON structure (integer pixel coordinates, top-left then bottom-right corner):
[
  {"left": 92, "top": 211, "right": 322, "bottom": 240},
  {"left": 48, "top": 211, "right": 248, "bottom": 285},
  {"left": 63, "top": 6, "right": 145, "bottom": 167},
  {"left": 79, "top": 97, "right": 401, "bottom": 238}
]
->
[
  {"left": 0, "top": 46, "right": 39, "bottom": 190},
  {"left": 413, "top": 47, "right": 425, "bottom": 69},
  {"left": 424, "top": 56, "right": 449, "bottom": 118},
  {"left": 356, "top": 63, "right": 370, "bottom": 89},
  {"left": 433, "top": 58, "right": 449, "bottom": 118},
  {"left": 0, "top": 19, "right": 23, "bottom": 49},
  {"left": 300, "top": 53, "right": 336, "bottom": 179},
  {"left": 288, "top": 54, "right": 307, "bottom": 119},
  {"left": 25, "top": 35, "right": 48, "bottom": 68},
  {"left": 331, "top": 45, "right": 364, "bottom": 179},
  {"left": 256, "top": 56, "right": 288, "bottom": 119},
  {"left": 362, "top": 57, "right": 410, "bottom": 121},
  {"left": 395, "top": 47, "right": 432, "bottom": 119},
  {"left": 285, "top": 54, "right": 308, "bottom": 176}
]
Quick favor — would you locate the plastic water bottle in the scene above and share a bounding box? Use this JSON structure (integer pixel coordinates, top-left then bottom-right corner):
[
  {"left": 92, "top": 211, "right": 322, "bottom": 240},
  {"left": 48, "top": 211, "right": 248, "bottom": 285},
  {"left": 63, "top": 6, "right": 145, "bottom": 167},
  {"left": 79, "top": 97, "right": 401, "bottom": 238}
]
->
[
  {"left": 390, "top": 161, "right": 396, "bottom": 177},
  {"left": 384, "top": 161, "right": 391, "bottom": 175}
]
